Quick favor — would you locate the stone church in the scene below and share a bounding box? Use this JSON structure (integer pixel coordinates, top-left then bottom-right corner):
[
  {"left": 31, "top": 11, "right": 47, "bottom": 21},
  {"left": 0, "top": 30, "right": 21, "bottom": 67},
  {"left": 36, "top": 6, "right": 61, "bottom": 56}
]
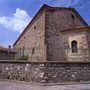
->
[{"left": 13, "top": 4, "right": 90, "bottom": 62}]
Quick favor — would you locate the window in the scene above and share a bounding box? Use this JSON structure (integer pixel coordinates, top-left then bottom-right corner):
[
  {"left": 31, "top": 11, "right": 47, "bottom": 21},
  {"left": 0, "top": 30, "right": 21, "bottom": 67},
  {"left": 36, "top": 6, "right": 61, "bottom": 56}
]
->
[
  {"left": 32, "top": 48, "right": 35, "bottom": 54},
  {"left": 22, "top": 46, "right": 25, "bottom": 56},
  {"left": 71, "top": 40, "right": 78, "bottom": 53},
  {"left": 72, "top": 14, "right": 75, "bottom": 19},
  {"left": 34, "top": 26, "right": 36, "bottom": 29}
]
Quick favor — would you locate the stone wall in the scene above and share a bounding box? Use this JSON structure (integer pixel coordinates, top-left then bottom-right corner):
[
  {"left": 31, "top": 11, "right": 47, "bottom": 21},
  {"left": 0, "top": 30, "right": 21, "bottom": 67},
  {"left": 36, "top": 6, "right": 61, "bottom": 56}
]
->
[
  {"left": 45, "top": 8, "right": 88, "bottom": 61},
  {"left": 0, "top": 61, "right": 90, "bottom": 83},
  {"left": 14, "top": 10, "right": 46, "bottom": 62},
  {"left": 61, "top": 30, "right": 90, "bottom": 62}
]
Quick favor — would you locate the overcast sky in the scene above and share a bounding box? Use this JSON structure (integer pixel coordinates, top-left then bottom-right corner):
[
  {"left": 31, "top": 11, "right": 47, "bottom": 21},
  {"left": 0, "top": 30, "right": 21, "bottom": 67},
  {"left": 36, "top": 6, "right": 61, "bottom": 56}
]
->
[{"left": 0, "top": 0, "right": 90, "bottom": 47}]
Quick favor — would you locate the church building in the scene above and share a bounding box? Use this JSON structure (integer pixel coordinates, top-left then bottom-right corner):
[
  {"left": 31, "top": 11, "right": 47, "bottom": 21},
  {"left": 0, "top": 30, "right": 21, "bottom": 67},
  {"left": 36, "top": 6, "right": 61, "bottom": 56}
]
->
[{"left": 13, "top": 4, "right": 90, "bottom": 62}]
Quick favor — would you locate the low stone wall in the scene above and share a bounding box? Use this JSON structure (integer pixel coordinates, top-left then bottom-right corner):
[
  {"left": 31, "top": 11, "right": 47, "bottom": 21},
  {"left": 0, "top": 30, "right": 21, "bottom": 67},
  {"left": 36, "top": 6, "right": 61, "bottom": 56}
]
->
[{"left": 0, "top": 61, "right": 90, "bottom": 83}]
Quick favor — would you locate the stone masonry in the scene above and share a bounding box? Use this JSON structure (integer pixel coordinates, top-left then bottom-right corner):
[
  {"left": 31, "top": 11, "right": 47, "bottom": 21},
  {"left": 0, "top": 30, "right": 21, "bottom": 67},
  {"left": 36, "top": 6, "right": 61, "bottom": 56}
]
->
[
  {"left": 0, "top": 61, "right": 90, "bottom": 83},
  {"left": 45, "top": 6, "right": 88, "bottom": 61},
  {"left": 14, "top": 7, "right": 46, "bottom": 61}
]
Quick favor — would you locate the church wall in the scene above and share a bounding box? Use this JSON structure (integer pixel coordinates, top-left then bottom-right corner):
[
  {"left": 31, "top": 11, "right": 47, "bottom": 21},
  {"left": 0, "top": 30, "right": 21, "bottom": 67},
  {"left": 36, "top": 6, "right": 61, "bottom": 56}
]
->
[
  {"left": 61, "top": 30, "right": 89, "bottom": 62},
  {"left": 45, "top": 9, "right": 87, "bottom": 61},
  {"left": 87, "top": 30, "right": 90, "bottom": 48},
  {"left": 14, "top": 11, "right": 46, "bottom": 61}
]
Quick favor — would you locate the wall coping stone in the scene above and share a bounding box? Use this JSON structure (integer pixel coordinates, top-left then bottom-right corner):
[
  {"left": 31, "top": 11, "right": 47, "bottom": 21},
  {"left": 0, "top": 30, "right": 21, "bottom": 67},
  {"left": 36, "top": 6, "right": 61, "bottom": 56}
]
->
[{"left": 0, "top": 60, "right": 90, "bottom": 64}]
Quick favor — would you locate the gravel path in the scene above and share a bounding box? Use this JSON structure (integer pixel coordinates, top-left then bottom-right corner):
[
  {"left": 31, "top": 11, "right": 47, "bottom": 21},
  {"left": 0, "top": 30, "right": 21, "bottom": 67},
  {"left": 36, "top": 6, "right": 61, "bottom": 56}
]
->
[{"left": 0, "top": 81, "right": 90, "bottom": 90}]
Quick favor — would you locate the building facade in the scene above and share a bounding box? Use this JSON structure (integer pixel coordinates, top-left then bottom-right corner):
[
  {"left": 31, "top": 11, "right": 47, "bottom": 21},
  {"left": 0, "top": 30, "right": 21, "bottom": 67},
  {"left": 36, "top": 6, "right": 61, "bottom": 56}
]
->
[
  {"left": 13, "top": 4, "right": 90, "bottom": 62},
  {"left": 0, "top": 45, "right": 15, "bottom": 60}
]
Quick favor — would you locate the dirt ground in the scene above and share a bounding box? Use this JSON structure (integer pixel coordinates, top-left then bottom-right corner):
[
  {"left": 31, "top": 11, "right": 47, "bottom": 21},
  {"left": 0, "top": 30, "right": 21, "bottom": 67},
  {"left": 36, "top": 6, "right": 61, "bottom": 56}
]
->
[{"left": 0, "top": 81, "right": 90, "bottom": 90}]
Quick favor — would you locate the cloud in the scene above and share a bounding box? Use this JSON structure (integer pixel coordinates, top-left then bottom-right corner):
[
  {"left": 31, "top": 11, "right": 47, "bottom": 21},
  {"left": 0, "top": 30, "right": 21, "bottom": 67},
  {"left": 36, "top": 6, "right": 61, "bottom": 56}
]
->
[
  {"left": 51, "top": 0, "right": 80, "bottom": 7},
  {"left": 0, "top": 8, "right": 31, "bottom": 33}
]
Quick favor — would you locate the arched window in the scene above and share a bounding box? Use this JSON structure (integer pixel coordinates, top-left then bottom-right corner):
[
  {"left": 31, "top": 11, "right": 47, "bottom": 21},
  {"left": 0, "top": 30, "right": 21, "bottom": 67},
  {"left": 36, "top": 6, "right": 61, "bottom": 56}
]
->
[{"left": 71, "top": 40, "right": 78, "bottom": 53}]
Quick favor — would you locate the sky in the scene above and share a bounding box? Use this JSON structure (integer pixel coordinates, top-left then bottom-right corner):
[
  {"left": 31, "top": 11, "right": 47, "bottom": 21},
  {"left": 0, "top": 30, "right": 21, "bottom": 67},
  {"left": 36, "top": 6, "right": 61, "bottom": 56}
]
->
[{"left": 0, "top": 0, "right": 90, "bottom": 47}]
